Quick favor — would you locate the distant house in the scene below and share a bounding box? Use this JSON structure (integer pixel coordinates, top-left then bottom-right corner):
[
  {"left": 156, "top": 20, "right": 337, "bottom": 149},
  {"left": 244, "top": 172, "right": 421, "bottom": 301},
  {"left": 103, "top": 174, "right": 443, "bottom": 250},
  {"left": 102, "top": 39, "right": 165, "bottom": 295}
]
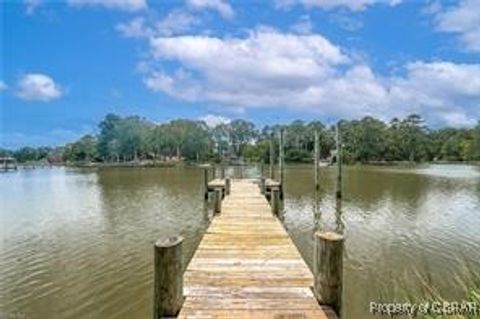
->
[{"left": 1, "top": 157, "right": 18, "bottom": 171}]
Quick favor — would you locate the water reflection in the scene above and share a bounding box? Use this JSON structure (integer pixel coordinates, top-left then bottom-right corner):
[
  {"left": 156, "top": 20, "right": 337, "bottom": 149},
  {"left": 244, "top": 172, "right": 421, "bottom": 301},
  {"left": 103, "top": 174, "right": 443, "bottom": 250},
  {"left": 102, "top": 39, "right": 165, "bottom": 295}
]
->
[
  {"left": 0, "top": 167, "right": 210, "bottom": 319},
  {"left": 283, "top": 164, "right": 480, "bottom": 319}
]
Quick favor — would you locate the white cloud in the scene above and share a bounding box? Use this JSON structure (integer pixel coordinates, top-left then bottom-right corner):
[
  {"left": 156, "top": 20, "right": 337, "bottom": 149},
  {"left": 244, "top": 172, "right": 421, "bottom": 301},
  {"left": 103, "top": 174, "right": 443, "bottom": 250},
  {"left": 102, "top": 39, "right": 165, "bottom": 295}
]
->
[
  {"left": 139, "top": 29, "right": 480, "bottom": 127},
  {"left": 187, "top": 0, "right": 234, "bottom": 19},
  {"left": 199, "top": 114, "right": 231, "bottom": 127},
  {"left": 0, "top": 80, "right": 7, "bottom": 91},
  {"left": 67, "top": 0, "right": 147, "bottom": 11},
  {"left": 275, "top": 0, "right": 402, "bottom": 11},
  {"left": 16, "top": 73, "right": 63, "bottom": 102},
  {"left": 156, "top": 10, "right": 201, "bottom": 36},
  {"left": 433, "top": 0, "right": 480, "bottom": 52},
  {"left": 117, "top": 17, "right": 153, "bottom": 38},
  {"left": 290, "top": 15, "right": 314, "bottom": 34},
  {"left": 117, "top": 10, "right": 201, "bottom": 38},
  {"left": 388, "top": 61, "right": 480, "bottom": 126}
]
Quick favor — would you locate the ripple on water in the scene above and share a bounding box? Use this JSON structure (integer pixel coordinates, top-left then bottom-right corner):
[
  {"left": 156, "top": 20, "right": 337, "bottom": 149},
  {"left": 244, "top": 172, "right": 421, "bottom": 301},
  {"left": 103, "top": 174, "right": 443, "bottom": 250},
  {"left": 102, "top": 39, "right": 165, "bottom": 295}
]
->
[{"left": 1, "top": 166, "right": 479, "bottom": 319}]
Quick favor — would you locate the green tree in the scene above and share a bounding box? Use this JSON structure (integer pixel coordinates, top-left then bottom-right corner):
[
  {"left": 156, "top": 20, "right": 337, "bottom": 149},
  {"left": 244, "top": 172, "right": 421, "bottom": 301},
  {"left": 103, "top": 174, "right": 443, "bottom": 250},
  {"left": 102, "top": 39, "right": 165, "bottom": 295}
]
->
[{"left": 227, "top": 119, "right": 257, "bottom": 157}]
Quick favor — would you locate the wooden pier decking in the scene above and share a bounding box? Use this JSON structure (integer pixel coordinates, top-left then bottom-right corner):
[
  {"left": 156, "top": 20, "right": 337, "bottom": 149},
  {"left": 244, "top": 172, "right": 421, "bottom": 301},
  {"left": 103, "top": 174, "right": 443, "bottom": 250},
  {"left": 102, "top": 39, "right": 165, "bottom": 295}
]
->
[{"left": 178, "top": 179, "right": 337, "bottom": 319}]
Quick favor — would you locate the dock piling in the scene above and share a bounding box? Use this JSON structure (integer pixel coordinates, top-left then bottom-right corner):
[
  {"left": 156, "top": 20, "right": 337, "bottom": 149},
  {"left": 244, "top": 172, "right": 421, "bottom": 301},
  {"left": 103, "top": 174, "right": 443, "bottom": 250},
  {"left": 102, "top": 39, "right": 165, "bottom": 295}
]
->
[
  {"left": 225, "top": 178, "right": 231, "bottom": 195},
  {"left": 214, "top": 189, "right": 222, "bottom": 214},
  {"left": 260, "top": 177, "right": 266, "bottom": 195},
  {"left": 271, "top": 188, "right": 280, "bottom": 216},
  {"left": 313, "top": 231, "right": 344, "bottom": 316},
  {"left": 278, "top": 129, "right": 285, "bottom": 199},
  {"left": 153, "top": 236, "right": 184, "bottom": 319},
  {"left": 336, "top": 123, "right": 343, "bottom": 199},
  {"left": 314, "top": 130, "right": 320, "bottom": 190},
  {"left": 269, "top": 133, "right": 274, "bottom": 179},
  {"left": 203, "top": 168, "right": 209, "bottom": 200}
]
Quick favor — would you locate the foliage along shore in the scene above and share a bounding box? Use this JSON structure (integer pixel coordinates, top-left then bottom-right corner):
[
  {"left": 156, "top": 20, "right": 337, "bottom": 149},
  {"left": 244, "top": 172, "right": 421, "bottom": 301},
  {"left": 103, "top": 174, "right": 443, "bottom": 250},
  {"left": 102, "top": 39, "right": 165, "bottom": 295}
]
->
[{"left": 2, "top": 113, "right": 480, "bottom": 166}]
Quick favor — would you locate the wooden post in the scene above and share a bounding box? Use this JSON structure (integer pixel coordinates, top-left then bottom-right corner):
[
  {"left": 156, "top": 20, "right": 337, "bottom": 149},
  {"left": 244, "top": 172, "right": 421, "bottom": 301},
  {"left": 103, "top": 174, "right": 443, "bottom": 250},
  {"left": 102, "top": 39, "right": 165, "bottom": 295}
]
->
[
  {"left": 278, "top": 129, "right": 284, "bottom": 198},
  {"left": 314, "top": 130, "right": 320, "bottom": 190},
  {"left": 214, "top": 188, "right": 222, "bottom": 214},
  {"left": 154, "top": 236, "right": 184, "bottom": 319},
  {"left": 269, "top": 134, "right": 274, "bottom": 179},
  {"left": 271, "top": 188, "right": 280, "bottom": 216},
  {"left": 221, "top": 166, "right": 225, "bottom": 179},
  {"left": 203, "top": 168, "right": 209, "bottom": 200},
  {"left": 313, "top": 231, "right": 344, "bottom": 316},
  {"left": 260, "top": 177, "right": 266, "bottom": 195},
  {"left": 336, "top": 123, "right": 343, "bottom": 199},
  {"left": 225, "top": 178, "right": 231, "bottom": 195}
]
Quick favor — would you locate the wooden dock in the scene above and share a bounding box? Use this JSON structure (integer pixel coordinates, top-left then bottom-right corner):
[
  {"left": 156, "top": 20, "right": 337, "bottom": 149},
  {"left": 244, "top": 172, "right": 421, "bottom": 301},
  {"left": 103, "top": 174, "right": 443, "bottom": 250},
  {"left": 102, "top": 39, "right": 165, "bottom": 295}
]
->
[{"left": 178, "top": 179, "right": 337, "bottom": 319}]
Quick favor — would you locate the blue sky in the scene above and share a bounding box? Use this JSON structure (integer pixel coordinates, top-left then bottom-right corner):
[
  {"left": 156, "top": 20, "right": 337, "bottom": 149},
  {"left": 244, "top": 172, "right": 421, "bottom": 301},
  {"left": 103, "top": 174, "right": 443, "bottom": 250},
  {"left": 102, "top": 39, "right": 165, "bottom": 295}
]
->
[{"left": 1, "top": 0, "right": 479, "bottom": 148}]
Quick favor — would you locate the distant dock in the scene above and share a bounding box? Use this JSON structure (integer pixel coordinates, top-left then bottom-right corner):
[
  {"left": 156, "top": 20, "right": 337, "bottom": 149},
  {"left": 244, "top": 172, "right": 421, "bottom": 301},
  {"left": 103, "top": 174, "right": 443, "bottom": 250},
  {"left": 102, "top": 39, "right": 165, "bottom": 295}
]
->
[{"left": 1, "top": 157, "right": 18, "bottom": 171}]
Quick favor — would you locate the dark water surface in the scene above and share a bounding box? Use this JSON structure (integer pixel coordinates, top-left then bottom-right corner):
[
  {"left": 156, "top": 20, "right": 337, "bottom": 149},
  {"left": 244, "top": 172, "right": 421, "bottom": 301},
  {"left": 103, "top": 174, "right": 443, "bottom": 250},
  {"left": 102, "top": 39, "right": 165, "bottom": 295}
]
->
[{"left": 1, "top": 165, "right": 479, "bottom": 318}]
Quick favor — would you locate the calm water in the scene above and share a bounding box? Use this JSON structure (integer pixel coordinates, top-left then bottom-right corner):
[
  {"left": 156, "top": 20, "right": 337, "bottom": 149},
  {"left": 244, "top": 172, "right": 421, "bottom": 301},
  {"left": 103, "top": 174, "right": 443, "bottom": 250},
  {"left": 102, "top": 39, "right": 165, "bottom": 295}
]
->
[{"left": 1, "top": 165, "right": 479, "bottom": 319}]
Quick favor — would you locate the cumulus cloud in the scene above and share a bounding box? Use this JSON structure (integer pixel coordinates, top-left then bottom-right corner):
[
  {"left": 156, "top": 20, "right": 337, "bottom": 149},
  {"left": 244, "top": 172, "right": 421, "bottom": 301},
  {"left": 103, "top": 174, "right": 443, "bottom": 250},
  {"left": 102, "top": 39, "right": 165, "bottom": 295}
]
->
[
  {"left": 433, "top": 0, "right": 480, "bottom": 52},
  {"left": 117, "top": 10, "right": 202, "bottom": 38},
  {"left": 67, "top": 0, "right": 147, "bottom": 11},
  {"left": 156, "top": 10, "right": 201, "bottom": 36},
  {"left": 187, "top": 0, "right": 234, "bottom": 19},
  {"left": 199, "top": 114, "right": 231, "bottom": 127},
  {"left": 290, "top": 15, "right": 314, "bottom": 34},
  {"left": 138, "top": 28, "right": 480, "bottom": 127},
  {"left": 389, "top": 61, "right": 480, "bottom": 126},
  {"left": 117, "top": 17, "right": 152, "bottom": 38},
  {"left": 275, "top": 0, "right": 402, "bottom": 11},
  {"left": 16, "top": 73, "right": 63, "bottom": 102}
]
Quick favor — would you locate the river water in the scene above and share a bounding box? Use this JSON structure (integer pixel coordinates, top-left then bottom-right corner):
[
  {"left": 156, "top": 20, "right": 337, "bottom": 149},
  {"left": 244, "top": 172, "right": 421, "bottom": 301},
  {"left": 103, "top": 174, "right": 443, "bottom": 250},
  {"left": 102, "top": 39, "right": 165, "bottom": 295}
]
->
[{"left": 1, "top": 165, "right": 479, "bottom": 318}]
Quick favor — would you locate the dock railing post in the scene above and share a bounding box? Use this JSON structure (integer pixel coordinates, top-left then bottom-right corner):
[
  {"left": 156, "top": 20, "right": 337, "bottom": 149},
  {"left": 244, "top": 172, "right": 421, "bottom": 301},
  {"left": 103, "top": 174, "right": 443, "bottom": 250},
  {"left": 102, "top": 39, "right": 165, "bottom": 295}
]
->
[
  {"left": 313, "top": 231, "right": 344, "bottom": 316},
  {"left": 269, "top": 133, "right": 274, "bottom": 179},
  {"left": 278, "top": 128, "right": 285, "bottom": 199},
  {"left": 225, "top": 178, "right": 231, "bottom": 196},
  {"left": 260, "top": 177, "right": 266, "bottom": 195},
  {"left": 214, "top": 189, "right": 222, "bottom": 214},
  {"left": 314, "top": 130, "right": 320, "bottom": 191},
  {"left": 203, "top": 168, "right": 209, "bottom": 200},
  {"left": 154, "top": 236, "right": 184, "bottom": 319},
  {"left": 271, "top": 188, "right": 280, "bottom": 216},
  {"left": 336, "top": 123, "right": 343, "bottom": 199}
]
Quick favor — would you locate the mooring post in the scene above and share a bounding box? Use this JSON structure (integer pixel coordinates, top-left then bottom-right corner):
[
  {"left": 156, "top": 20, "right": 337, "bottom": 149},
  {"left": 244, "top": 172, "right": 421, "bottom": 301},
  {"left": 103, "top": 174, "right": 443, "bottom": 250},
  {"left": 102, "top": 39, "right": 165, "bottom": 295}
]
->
[
  {"left": 214, "top": 188, "right": 222, "bottom": 214},
  {"left": 336, "top": 123, "right": 343, "bottom": 199},
  {"left": 313, "top": 231, "right": 344, "bottom": 316},
  {"left": 153, "top": 236, "right": 184, "bottom": 319},
  {"left": 278, "top": 129, "right": 285, "bottom": 198},
  {"left": 203, "top": 168, "right": 209, "bottom": 200},
  {"left": 271, "top": 188, "right": 280, "bottom": 216},
  {"left": 269, "top": 133, "right": 274, "bottom": 179},
  {"left": 225, "top": 178, "right": 231, "bottom": 195},
  {"left": 314, "top": 129, "right": 320, "bottom": 191},
  {"left": 260, "top": 176, "right": 266, "bottom": 195}
]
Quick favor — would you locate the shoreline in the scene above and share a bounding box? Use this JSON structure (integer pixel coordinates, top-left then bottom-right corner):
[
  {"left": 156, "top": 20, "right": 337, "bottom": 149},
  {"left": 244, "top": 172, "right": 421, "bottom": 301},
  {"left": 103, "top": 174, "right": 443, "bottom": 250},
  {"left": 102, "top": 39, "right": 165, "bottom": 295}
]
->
[{"left": 11, "top": 160, "right": 480, "bottom": 169}]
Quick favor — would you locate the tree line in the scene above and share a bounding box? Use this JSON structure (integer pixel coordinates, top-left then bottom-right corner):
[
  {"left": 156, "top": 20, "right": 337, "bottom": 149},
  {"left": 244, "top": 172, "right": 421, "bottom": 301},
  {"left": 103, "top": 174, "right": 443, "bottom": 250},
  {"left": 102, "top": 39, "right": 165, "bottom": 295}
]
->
[{"left": 2, "top": 113, "right": 480, "bottom": 164}]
